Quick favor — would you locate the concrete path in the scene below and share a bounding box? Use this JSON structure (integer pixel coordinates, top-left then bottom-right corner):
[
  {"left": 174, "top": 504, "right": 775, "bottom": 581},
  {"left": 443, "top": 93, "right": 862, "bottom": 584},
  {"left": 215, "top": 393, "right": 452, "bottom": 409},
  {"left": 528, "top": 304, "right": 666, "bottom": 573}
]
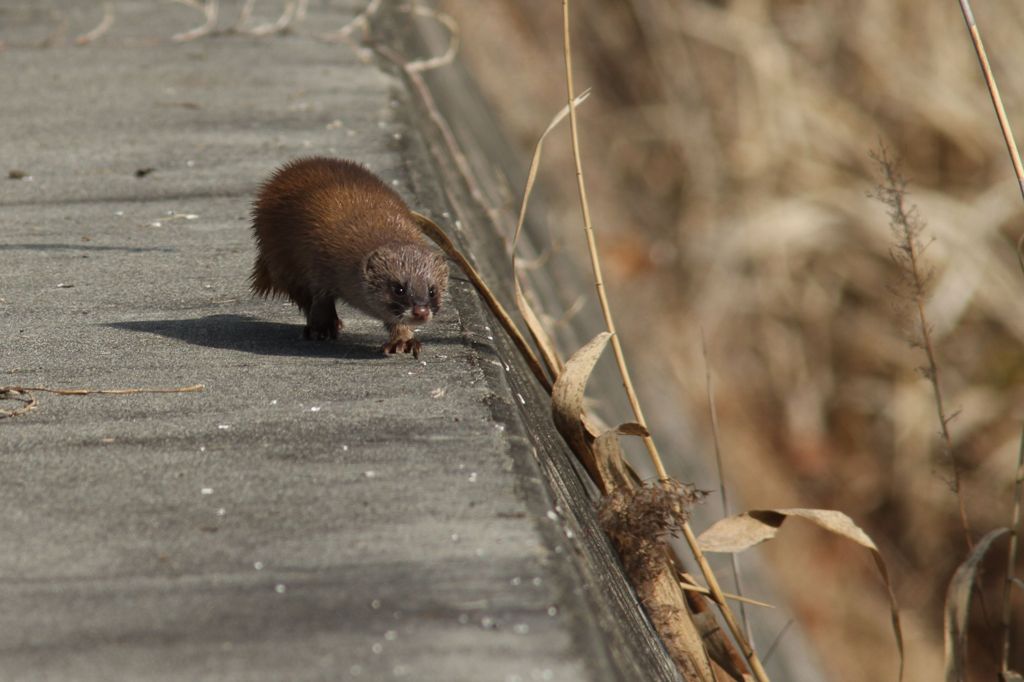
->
[{"left": 0, "top": 2, "right": 679, "bottom": 681}]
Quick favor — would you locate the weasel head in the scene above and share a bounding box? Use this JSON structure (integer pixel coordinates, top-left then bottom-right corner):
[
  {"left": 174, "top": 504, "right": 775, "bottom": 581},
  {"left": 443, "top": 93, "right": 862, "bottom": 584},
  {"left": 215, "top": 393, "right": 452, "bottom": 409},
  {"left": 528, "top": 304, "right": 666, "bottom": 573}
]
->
[{"left": 363, "top": 243, "right": 449, "bottom": 327}]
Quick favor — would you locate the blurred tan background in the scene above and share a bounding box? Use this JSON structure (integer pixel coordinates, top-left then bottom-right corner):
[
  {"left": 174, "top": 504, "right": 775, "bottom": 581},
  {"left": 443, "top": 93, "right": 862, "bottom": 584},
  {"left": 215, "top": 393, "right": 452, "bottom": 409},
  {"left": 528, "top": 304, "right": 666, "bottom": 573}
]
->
[{"left": 437, "top": 1, "right": 1024, "bottom": 679}]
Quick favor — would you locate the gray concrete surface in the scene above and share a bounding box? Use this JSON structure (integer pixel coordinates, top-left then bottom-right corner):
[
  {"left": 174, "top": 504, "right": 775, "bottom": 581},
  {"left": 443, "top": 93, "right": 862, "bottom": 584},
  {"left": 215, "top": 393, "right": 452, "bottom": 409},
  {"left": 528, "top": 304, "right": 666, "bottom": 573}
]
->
[{"left": 0, "top": 2, "right": 681, "bottom": 681}]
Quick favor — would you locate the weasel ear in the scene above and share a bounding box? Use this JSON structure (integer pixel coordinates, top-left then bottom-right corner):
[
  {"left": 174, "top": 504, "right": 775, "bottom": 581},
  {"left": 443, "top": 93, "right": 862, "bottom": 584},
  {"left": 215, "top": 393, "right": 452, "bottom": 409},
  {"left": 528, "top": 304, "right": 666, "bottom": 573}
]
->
[{"left": 364, "top": 247, "right": 386, "bottom": 277}]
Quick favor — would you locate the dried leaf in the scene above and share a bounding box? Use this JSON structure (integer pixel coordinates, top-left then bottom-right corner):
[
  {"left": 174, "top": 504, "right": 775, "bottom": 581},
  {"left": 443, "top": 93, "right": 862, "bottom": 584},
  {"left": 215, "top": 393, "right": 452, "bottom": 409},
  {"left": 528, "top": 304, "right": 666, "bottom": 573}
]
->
[
  {"left": 551, "top": 332, "right": 611, "bottom": 485},
  {"left": 615, "top": 422, "right": 650, "bottom": 437},
  {"left": 698, "top": 508, "right": 905, "bottom": 681},
  {"left": 697, "top": 509, "right": 869, "bottom": 552},
  {"left": 593, "top": 428, "right": 635, "bottom": 493},
  {"left": 944, "top": 527, "right": 1011, "bottom": 682}
]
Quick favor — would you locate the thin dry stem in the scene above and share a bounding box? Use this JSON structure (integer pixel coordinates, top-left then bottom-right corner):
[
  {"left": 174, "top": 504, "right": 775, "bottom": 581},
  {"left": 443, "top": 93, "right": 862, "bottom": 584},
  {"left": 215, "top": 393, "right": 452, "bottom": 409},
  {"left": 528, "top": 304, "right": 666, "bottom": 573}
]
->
[
  {"left": 562, "top": 2, "right": 768, "bottom": 679},
  {"left": 702, "top": 330, "right": 753, "bottom": 648},
  {"left": 957, "top": 0, "right": 1024, "bottom": 203},
  {"left": 560, "top": 0, "right": 665, "bottom": 482},
  {"left": 873, "top": 148, "right": 973, "bottom": 549},
  {"left": 1018, "top": 233, "right": 1024, "bottom": 280},
  {"left": 762, "top": 619, "right": 795, "bottom": 664},
  {"left": 1002, "top": 428, "right": 1024, "bottom": 673},
  {"left": 678, "top": 579, "right": 775, "bottom": 609}
]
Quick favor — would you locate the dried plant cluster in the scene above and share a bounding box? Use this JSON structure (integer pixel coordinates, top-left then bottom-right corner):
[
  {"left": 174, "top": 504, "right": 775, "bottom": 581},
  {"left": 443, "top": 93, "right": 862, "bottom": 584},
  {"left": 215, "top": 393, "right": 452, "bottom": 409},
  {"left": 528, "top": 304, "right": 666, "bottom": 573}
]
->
[
  {"left": 599, "top": 480, "right": 704, "bottom": 581},
  {"left": 441, "top": 0, "right": 1024, "bottom": 679}
]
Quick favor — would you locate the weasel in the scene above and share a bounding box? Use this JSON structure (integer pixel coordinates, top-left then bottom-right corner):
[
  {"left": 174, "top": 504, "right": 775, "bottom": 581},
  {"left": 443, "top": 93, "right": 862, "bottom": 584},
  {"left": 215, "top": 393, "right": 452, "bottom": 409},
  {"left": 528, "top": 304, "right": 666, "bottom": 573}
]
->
[{"left": 250, "top": 157, "right": 449, "bottom": 358}]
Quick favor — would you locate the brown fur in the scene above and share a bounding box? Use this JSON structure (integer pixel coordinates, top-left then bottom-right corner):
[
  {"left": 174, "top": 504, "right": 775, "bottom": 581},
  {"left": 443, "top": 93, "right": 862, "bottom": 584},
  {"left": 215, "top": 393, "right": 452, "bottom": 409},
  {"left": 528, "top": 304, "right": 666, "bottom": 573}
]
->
[{"left": 250, "top": 157, "right": 449, "bottom": 356}]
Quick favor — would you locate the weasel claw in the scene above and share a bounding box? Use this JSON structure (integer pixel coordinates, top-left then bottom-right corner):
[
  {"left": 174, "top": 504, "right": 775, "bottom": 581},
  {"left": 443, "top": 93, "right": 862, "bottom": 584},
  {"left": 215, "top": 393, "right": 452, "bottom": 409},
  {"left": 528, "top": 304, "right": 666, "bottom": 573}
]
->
[{"left": 382, "top": 338, "right": 422, "bottom": 359}]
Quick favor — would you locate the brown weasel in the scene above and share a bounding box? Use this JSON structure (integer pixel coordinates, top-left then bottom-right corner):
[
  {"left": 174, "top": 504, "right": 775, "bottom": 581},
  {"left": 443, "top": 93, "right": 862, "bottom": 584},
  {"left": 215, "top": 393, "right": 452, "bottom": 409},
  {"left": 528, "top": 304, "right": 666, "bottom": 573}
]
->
[{"left": 250, "top": 157, "right": 449, "bottom": 358}]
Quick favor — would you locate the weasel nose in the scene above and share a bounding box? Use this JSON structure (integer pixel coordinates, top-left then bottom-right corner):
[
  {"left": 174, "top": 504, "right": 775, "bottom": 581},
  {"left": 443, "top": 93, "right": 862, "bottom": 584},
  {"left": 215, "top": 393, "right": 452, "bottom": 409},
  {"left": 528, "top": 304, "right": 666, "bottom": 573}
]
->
[{"left": 412, "top": 304, "right": 431, "bottom": 321}]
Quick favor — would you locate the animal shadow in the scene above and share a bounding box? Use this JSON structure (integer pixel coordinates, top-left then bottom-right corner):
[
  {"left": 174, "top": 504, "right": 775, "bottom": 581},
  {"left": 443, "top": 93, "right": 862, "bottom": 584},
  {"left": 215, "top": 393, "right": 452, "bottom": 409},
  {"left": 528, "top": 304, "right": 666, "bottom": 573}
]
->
[{"left": 107, "top": 314, "right": 387, "bottom": 359}]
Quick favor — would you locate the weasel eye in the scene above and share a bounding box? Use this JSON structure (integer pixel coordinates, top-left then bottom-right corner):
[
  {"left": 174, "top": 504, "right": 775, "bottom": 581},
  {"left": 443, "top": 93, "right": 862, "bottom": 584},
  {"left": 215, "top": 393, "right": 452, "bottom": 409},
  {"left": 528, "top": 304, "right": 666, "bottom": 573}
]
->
[
  {"left": 428, "top": 286, "right": 437, "bottom": 299},
  {"left": 392, "top": 283, "right": 406, "bottom": 297}
]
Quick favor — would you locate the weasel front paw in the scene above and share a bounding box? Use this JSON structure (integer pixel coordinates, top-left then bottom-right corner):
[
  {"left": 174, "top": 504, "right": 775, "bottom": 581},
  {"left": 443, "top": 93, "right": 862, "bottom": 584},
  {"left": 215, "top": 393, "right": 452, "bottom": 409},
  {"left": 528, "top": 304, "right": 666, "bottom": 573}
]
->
[{"left": 381, "top": 337, "right": 421, "bottom": 359}]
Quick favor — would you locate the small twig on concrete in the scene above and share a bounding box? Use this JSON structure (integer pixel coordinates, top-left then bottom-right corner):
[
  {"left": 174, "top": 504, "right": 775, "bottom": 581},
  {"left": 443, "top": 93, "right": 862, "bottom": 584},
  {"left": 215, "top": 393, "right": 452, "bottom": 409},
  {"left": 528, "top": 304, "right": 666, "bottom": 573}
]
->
[
  {"left": 74, "top": 2, "right": 115, "bottom": 46},
  {"left": 0, "top": 384, "right": 205, "bottom": 419},
  {"left": 173, "top": 0, "right": 219, "bottom": 42},
  {"left": 317, "top": 0, "right": 381, "bottom": 56},
  {"left": 236, "top": 0, "right": 300, "bottom": 37},
  {"left": 373, "top": 41, "right": 496, "bottom": 233},
  {"left": 40, "top": 9, "right": 70, "bottom": 48},
  {"left": 236, "top": 0, "right": 256, "bottom": 29},
  {"left": 399, "top": 3, "right": 460, "bottom": 74},
  {"left": 0, "top": 389, "right": 38, "bottom": 419}
]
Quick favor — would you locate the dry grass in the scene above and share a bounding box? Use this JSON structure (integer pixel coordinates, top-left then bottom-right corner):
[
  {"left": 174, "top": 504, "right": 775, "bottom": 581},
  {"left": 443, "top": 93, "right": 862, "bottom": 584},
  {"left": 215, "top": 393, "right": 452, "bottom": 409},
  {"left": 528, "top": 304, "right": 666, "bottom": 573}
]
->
[{"left": 440, "top": 0, "right": 1024, "bottom": 679}]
